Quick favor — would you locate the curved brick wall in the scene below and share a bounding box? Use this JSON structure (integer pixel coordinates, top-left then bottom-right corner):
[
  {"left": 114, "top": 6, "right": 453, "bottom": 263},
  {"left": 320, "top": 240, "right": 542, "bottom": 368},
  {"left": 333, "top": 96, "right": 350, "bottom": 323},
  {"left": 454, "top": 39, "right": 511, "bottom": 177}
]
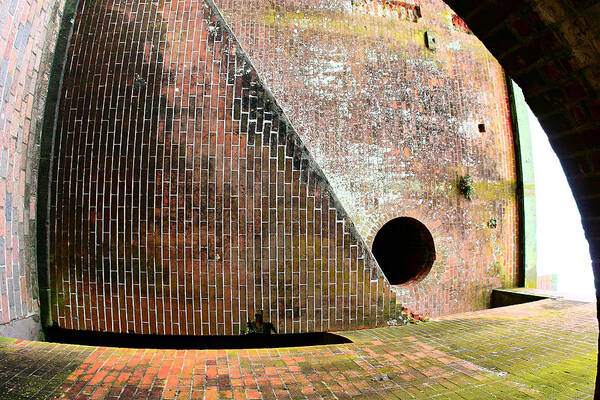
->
[
  {"left": 48, "top": 0, "right": 400, "bottom": 335},
  {"left": 1, "top": 0, "right": 597, "bottom": 393},
  {"left": 214, "top": 0, "right": 520, "bottom": 316},
  {"left": 45, "top": 0, "right": 523, "bottom": 335},
  {"left": 440, "top": 0, "right": 600, "bottom": 393},
  {"left": 0, "top": 0, "right": 66, "bottom": 335}
]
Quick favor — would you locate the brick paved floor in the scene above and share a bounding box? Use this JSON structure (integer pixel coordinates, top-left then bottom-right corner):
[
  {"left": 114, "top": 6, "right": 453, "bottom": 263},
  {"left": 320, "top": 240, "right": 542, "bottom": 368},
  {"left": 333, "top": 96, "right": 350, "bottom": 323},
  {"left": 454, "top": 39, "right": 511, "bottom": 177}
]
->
[{"left": 0, "top": 299, "right": 596, "bottom": 399}]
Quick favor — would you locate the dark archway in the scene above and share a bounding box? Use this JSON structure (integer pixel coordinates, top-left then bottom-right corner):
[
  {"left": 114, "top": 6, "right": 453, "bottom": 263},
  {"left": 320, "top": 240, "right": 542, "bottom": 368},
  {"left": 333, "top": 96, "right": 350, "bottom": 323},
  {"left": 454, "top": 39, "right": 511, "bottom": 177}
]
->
[{"left": 372, "top": 217, "right": 436, "bottom": 284}]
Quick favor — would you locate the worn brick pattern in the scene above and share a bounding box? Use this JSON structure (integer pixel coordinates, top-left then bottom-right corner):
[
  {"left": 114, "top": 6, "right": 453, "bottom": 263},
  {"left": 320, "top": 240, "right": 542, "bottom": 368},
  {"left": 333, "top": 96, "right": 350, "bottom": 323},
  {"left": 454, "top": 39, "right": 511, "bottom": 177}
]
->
[
  {"left": 0, "top": 338, "right": 94, "bottom": 399},
  {"left": 213, "top": 0, "right": 520, "bottom": 316},
  {"left": 0, "top": 0, "right": 66, "bottom": 326},
  {"left": 0, "top": 299, "right": 594, "bottom": 399},
  {"left": 49, "top": 0, "right": 400, "bottom": 335}
]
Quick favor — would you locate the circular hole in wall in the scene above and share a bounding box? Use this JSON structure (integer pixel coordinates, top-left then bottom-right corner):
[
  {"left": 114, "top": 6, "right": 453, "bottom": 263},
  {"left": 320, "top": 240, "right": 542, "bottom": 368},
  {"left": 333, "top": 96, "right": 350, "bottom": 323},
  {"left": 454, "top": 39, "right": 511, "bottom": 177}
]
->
[{"left": 371, "top": 217, "right": 436, "bottom": 284}]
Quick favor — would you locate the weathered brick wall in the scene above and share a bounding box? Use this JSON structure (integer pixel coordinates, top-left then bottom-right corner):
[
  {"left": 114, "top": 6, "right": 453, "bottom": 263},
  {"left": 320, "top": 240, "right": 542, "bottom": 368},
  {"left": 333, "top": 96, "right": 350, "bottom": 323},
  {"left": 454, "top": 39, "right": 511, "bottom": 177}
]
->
[
  {"left": 437, "top": 1, "right": 599, "bottom": 391},
  {"left": 213, "top": 0, "right": 520, "bottom": 316},
  {"left": 0, "top": 0, "right": 66, "bottom": 328},
  {"left": 427, "top": 0, "right": 600, "bottom": 395},
  {"left": 49, "top": 0, "right": 400, "bottom": 335}
]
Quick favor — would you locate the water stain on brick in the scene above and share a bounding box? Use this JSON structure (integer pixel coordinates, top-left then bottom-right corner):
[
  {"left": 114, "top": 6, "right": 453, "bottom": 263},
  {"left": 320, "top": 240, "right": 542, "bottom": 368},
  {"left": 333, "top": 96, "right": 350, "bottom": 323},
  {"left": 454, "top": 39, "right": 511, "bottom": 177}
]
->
[{"left": 215, "top": 0, "right": 520, "bottom": 318}]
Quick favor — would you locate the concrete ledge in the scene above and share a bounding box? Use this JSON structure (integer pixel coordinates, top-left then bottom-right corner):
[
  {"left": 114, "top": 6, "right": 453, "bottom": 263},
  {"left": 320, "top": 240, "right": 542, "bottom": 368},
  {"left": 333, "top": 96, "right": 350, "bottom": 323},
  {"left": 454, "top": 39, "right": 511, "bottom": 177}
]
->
[{"left": 0, "top": 314, "right": 42, "bottom": 340}]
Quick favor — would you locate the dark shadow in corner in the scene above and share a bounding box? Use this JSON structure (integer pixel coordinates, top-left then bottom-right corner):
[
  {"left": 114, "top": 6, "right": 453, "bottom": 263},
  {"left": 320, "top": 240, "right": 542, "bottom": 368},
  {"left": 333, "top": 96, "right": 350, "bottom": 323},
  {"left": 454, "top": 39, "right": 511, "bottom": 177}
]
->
[
  {"left": 491, "top": 289, "right": 550, "bottom": 308},
  {"left": 43, "top": 328, "right": 352, "bottom": 349}
]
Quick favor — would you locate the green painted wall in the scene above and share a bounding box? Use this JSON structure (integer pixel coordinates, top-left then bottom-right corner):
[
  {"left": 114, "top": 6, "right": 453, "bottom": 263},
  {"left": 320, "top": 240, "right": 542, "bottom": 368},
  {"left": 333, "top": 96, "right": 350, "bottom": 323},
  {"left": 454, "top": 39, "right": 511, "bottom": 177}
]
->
[{"left": 509, "top": 81, "right": 537, "bottom": 288}]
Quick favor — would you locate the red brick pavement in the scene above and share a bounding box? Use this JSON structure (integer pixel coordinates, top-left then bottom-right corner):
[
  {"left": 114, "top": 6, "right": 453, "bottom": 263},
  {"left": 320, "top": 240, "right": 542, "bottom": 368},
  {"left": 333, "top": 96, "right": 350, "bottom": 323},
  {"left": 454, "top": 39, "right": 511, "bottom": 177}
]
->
[{"left": 0, "top": 298, "right": 595, "bottom": 399}]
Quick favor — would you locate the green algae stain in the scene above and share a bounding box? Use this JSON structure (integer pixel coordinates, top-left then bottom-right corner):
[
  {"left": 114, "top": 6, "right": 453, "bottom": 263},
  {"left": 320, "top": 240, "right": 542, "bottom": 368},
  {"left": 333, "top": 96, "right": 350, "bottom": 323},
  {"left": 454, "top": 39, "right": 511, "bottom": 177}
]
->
[
  {"left": 473, "top": 179, "right": 517, "bottom": 201},
  {"left": 0, "top": 340, "right": 95, "bottom": 399},
  {"left": 259, "top": 7, "right": 418, "bottom": 49},
  {"left": 505, "top": 351, "right": 597, "bottom": 397}
]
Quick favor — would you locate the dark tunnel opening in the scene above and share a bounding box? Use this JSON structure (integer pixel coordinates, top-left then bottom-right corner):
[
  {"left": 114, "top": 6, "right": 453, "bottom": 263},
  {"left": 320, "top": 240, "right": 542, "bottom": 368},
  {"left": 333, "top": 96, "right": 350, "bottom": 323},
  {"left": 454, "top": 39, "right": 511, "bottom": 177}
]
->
[{"left": 372, "top": 217, "right": 436, "bottom": 285}]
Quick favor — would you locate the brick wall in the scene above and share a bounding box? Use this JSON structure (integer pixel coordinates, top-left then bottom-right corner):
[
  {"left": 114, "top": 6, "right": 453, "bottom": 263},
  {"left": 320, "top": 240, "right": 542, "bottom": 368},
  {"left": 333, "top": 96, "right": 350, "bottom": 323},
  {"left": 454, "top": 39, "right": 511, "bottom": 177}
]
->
[
  {"left": 48, "top": 0, "right": 400, "bottom": 335},
  {"left": 214, "top": 0, "right": 520, "bottom": 316},
  {"left": 0, "top": 0, "right": 66, "bottom": 328},
  {"left": 439, "top": 0, "right": 600, "bottom": 395},
  {"left": 47, "top": 0, "right": 521, "bottom": 335}
]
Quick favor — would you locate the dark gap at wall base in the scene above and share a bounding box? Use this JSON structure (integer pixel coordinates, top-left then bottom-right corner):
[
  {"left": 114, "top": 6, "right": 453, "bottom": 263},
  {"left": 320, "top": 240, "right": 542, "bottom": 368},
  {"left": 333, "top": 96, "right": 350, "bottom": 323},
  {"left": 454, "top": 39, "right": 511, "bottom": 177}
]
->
[
  {"left": 43, "top": 328, "right": 352, "bottom": 350},
  {"left": 491, "top": 289, "right": 548, "bottom": 308}
]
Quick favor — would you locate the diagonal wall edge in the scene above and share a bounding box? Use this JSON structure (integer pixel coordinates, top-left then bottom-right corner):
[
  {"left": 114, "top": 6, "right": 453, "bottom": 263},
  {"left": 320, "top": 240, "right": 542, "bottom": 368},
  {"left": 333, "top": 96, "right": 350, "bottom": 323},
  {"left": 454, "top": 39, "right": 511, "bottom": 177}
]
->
[{"left": 45, "top": 0, "right": 401, "bottom": 335}]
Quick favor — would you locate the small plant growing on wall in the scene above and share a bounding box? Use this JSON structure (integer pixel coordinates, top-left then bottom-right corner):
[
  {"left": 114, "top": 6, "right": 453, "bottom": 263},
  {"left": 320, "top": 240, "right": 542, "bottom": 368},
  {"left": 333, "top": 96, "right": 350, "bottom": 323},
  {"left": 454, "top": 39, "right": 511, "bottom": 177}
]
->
[{"left": 458, "top": 174, "right": 474, "bottom": 200}]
